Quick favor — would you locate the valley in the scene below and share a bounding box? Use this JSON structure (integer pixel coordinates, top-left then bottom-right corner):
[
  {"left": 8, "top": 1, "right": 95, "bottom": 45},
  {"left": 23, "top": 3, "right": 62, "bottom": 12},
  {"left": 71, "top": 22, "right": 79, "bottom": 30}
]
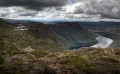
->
[
  {"left": 0, "top": 18, "right": 120, "bottom": 74},
  {"left": 80, "top": 21, "right": 120, "bottom": 48}
]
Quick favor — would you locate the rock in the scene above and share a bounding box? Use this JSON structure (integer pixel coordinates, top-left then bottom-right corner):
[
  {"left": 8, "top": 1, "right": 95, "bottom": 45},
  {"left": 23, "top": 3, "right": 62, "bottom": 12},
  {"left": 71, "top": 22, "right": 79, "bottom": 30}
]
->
[{"left": 22, "top": 46, "right": 35, "bottom": 53}]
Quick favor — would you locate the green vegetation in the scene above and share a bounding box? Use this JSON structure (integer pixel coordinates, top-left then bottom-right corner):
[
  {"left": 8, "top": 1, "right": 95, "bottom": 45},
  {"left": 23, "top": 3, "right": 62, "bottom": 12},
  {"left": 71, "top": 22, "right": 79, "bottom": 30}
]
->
[
  {"left": 0, "top": 19, "right": 14, "bottom": 32},
  {"left": 57, "top": 48, "right": 120, "bottom": 74},
  {"left": 0, "top": 43, "right": 120, "bottom": 74},
  {"left": 0, "top": 22, "right": 65, "bottom": 51},
  {"left": 0, "top": 19, "right": 120, "bottom": 74}
]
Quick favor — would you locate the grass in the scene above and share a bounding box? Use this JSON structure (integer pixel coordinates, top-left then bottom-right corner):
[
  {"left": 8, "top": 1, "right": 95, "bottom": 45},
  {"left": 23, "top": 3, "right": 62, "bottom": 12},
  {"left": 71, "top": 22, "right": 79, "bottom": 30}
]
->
[
  {"left": 59, "top": 55, "right": 93, "bottom": 70},
  {"left": 0, "top": 44, "right": 120, "bottom": 74},
  {"left": 31, "top": 50, "right": 49, "bottom": 57}
]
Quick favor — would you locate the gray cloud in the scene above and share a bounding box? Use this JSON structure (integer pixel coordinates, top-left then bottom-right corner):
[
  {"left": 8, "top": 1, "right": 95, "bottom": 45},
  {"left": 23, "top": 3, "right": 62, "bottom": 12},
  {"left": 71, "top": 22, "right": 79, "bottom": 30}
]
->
[
  {"left": 0, "top": 0, "right": 120, "bottom": 19},
  {"left": 73, "top": 0, "right": 120, "bottom": 19},
  {"left": 0, "top": 0, "right": 68, "bottom": 10}
]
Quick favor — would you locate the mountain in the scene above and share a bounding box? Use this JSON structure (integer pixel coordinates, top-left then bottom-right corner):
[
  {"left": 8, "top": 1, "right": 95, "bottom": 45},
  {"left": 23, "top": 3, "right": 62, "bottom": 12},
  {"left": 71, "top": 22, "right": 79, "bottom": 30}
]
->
[
  {"left": 50, "top": 22, "right": 98, "bottom": 49},
  {"left": 0, "top": 22, "right": 65, "bottom": 51},
  {"left": 0, "top": 19, "right": 98, "bottom": 50},
  {"left": 0, "top": 18, "right": 14, "bottom": 32}
]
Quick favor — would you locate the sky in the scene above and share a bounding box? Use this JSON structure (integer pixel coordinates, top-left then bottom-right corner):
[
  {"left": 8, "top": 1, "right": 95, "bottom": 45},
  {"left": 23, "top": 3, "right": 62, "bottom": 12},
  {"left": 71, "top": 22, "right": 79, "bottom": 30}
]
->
[{"left": 0, "top": 0, "right": 120, "bottom": 20}]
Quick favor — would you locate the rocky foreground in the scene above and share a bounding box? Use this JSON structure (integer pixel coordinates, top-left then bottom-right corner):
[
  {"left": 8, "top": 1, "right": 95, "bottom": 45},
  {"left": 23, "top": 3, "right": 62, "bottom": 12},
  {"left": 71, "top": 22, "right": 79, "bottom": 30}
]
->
[{"left": 0, "top": 47, "right": 120, "bottom": 74}]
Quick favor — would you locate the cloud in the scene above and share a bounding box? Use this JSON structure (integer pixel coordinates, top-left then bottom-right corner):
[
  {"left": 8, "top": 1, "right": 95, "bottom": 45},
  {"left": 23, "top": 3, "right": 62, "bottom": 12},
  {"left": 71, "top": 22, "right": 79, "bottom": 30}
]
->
[
  {"left": 0, "top": 0, "right": 120, "bottom": 19},
  {"left": 71, "top": 0, "right": 120, "bottom": 19},
  {"left": 0, "top": 6, "right": 102, "bottom": 20},
  {"left": 0, "top": 0, "right": 68, "bottom": 10}
]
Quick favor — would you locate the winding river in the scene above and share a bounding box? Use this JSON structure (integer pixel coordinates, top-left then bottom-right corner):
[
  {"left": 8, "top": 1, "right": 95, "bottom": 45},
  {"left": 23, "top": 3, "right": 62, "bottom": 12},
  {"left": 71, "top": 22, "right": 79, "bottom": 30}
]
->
[{"left": 91, "top": 36, "right": 113, "bottom": 48}]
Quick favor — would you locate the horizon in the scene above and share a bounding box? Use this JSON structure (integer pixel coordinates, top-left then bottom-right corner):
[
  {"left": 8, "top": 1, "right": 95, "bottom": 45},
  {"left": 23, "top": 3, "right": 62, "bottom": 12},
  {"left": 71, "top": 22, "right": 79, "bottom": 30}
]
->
[{"left": 3, "top": 18, "right": 120, "bottom": 23}]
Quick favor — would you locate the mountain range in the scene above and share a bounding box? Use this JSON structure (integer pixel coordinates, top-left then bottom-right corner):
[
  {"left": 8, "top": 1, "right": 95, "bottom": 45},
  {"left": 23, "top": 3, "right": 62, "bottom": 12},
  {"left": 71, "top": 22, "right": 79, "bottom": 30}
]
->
[{"left": 0, "top": 18, "right": 98, "bottom": 50}]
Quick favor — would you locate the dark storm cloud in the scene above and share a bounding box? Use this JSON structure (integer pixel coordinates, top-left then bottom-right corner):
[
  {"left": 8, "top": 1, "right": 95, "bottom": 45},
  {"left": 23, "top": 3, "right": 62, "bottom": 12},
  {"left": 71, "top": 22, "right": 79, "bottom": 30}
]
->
[{"left": 0, "top": 0, "right": 68, "bottom": 10}]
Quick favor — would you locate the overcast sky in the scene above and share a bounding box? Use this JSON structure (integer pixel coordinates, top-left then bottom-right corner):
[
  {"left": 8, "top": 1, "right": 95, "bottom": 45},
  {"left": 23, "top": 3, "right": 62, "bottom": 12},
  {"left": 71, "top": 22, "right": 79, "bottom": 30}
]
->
[{"left": 0, "top": 0, "right": 120, "bottom": 20}]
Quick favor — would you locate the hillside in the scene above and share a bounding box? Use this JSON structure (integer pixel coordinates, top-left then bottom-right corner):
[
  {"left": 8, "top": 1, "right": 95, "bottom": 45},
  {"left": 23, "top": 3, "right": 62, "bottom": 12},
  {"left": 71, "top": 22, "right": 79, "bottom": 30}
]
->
[
  {"left": 0, "top": 19, "right": 98, "bottom": 50},
  {"left": 0, "top": 18, "right": 14, "bottom": 32},
  {"left": 0, "top": 22, "right": 65, "bottom": 51},
  {"left": 0, "top": 19, "right": 120, "bottom": 74},
  {"left": 51, "top": 22, "right": 98, "bottom": 49}
]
